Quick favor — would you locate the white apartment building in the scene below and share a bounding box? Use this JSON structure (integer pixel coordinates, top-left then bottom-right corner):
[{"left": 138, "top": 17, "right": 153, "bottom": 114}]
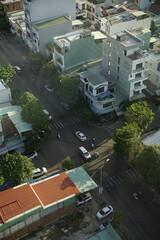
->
[
  {"left": 78, "top": 67, "right": 115, "bottom": 115},
  {"left": 102, "top": 31, "right": 150, "bottom": 102},
  {"left": 136, "top": 0, "right": 155, "bottom": 10},
  {"left": 0, "top": 80, "right": 12, "bottom": 105},
  {"left": 145, "top": 50, "right": 160, "bottom": 92},
  {"left": 22, "top": 0, "right": 76, "bottom": 55},
  {"left": 101, "top": 10, "right": 151, "bottom": 36}
]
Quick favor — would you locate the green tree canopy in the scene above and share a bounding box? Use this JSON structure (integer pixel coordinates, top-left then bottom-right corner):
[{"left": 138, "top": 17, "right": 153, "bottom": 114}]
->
[
  {"left": 28, "top": 52, "right": 43, "bottom": 72},
  {"left": 136, "top": 145, "right": 160, "bottom": 188},
  {"left": 0, "top": 6, "right": 10, "bottom": 32},
  {"left": 17, "top": 91, "right": 37, "bottom": 107},
  {"left": 0, "top": 153, "right": 35, "bottom": 186},
  {"left": 61, "top": 156, "right": 74, "bottom": 170},
  {"left": 42, "top": 60, "right": 57, "bottom": 78},
  {"left": 125, "top": 101, "right": 154, "bottom": 132},
  {"left": 58, "top": 75, "right": 80, "bottom": 105},
  {"left": 113, "top": 123, "right": 140, "bottom": 157},
  {"left": 0, "top": 63, "right": 15, "bottom": 83}
]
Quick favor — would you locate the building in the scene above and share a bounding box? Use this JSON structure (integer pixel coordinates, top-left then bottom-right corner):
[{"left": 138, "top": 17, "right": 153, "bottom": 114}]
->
[
  {"left": 78, "top": 66, "right": 115, "bottom": 115},
  {"left": 135, "top": 0, "right": 154, "bottom": 10},
  {"left": 53, "top": 29, "right": 106, "bottom": 73},
  {"left": 0, "top": 0, "right": 22, "bottom": 13},
  {"left": 0, "top": 166, "right": 97, "bottom": 240},
  {"left": 128, "top": 27, "right": 151, "bottom": 50},
  {"left": 144, "top": 44, "right": 160, "bottom": 96},
  {"left": 22, "top": 0, "right": 76, "bottom": 55},
  {"left": 0, "top": 105, "right": 32, "bottom": 156},
  {"left": 149, "top": 0, "right": 160, "bottom": 16},
  {"left": 0, "top": 80, "right": 12, "bottom": 105},
  {"left": 100, "top": 10, "right": 151, "bottom": 36},
  {"left": 102, "top": 30, "right": 150, "bottom": 102}
]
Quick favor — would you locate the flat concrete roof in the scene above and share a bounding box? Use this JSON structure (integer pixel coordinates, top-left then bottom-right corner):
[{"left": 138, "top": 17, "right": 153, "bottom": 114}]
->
[{"left": 35, "top": 16, "right": 69, "bottom": 28}]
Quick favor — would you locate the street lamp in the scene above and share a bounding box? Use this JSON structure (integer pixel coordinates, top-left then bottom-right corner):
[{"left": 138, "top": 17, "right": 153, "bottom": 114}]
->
[{"left": 99, "top": 158, "right": 110, "bottom": 195}]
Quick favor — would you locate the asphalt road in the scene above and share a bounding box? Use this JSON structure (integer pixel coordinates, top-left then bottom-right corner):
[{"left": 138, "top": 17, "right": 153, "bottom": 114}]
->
[{"left": 1, "top": 34, "right": 160, "bottom": 240}]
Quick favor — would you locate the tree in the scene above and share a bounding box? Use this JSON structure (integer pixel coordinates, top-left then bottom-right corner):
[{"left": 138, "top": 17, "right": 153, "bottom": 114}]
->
[
  {"left": 136, "top": 145, "right": 160, "bottom": 188},
  {"left": 0, "top": 64, "right": 16, "bottom": 83},
  {"left": 12, "top": 88, "right": 22, "bottom": 105},
  {"left": 28, "top": 52, "right": 43, "bottom": 73},
  {"left": 58, "top": 75, "right": 80, "bottom": 105},
  {"left": 0, "top": 5, "right": 10, "bottom": 32},
  {"left": 125, "top": 101, "right": 154, "bottom": 132},
  {"left": 113, "top": 123, "right": 140, "bottom": 157},
  {"left": 42, "top": 60, "right": 57, "bottom": 78},
  {"left": 17, "top": 91, "right": 38, "bottom": 107},
  {"left": 61, "top": 156, "right": 74, "bottom": 170},
  {"left": 150, "top": 20, "right": 156, "bottom": 35},
  {"left": 0, "top": 153, "right": 35, "bottom": 186}
]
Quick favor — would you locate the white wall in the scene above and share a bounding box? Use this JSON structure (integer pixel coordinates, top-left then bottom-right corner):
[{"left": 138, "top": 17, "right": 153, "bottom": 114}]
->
[
  {"left": 26, "top": 0, "right": 76, "bottom": 22},
  {"left": 0, "top": 87, "right": 12, "bottom": 104}
]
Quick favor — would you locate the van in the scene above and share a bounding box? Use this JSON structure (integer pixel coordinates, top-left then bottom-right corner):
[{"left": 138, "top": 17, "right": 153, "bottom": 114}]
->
[{"left": 79, "top": 146, "right": 91, "bottom": 161}]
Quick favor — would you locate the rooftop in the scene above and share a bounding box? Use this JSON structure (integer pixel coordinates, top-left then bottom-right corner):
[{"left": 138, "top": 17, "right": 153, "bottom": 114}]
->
[
  {"left": 0, "top": 167, "right": 97, "bottom": 223},
  {"left": 129, "top": 27, "right": 150, "bottom": 36},
  {"left": 35, "top": 16, "right": 69, "bottom": 28},
  {"left": 81, "top": 72, "right": 107, "bottom": 86},
  {"left": 112, "top": 31, "right": 142, "bottom": 48}
]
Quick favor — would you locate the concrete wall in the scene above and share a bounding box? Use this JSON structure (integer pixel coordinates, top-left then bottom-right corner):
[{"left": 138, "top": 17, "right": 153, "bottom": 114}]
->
[
  {"left": 145, "top": 53, "right": 160, "bottom": 87},
  {"left": 0, "top": 88, "right": 12, "bottom": 104},
  {"left": 138, "top": 0, "right": 152, "bottom": 10},
  {"left": 24, "top": 0, "right": 76, "bottom": 22},
  {"left": 36, "top": 20, "right": 72, "bottom": 56}
]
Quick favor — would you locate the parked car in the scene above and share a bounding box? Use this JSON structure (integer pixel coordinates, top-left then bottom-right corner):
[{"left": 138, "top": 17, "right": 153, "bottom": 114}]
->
[
  {"left": 96, "top": 205, "right": 113, "bottom": 220},
  {"left": 43, "top": 109, "right": 52, "bottom": 120},
  {"left": 45, "top": 84, "right": 54, "bottom": 92},
  {"left": 32, "top": 167, "right": 47, "bottom": 179},
  {"left": 25, "top": 151, "right": 38, "bottom": 160},
  {"left": 61, "top": 102, "right": 72, "bottom": 111},
  {"left": 99, "top": 221, "right": 109, "bottom": 230},
  {"left": 75, "top": 131, "right": 87, "bottom": 141},
  {"left": 14, "top": 66, "right": 22, "bottom": 74},
  {"left": 76, "top": 192, "right": 92, "bottom": 206},
  {"left": 79, "top": 146, "right": 91, "bottom": 161}
]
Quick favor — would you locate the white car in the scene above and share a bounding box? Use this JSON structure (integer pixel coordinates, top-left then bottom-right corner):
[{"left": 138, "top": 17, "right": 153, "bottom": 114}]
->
[
  {"left": 43, "top": 109, "right": 52, "bottom": 120},
  {"left": 45, "top": 84, "right": 54, "bottom": 92},
  {"left": 96, "top": 205, "right": 113, "bottom": 220},
  {"left": 76, "top": 192, "right": 92, "bottom": 206},
  {"left": 25, "top": 151, "right": 38, "bottom": 160},
  {"left": 75, "top": 131, "right": 87, "bottom": 141},
  {"left": 14, "top": 66, "right": 22, "bottom": 73},
  {"left": 32, "top": 167, "right": 47, "bottom": 179}
]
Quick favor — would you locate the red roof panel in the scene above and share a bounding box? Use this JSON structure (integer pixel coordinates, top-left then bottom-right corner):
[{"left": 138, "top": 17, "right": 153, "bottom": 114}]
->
[{"left": 32, "top": 172, "right": 80, "bottom": 206}]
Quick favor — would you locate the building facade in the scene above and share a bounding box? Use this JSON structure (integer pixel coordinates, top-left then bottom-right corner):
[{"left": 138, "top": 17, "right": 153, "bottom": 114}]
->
[
  {"left": 22, "top": 0, "right": 76, "bottom": 54},
  {"left": 102, "top": 31, "right": 149, "bottom": 102}
]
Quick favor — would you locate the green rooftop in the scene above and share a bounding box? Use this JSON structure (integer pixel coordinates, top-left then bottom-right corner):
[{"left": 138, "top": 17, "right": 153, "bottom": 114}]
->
[{"left": 35, "top": 16, "right": 69, "bottom": 28}]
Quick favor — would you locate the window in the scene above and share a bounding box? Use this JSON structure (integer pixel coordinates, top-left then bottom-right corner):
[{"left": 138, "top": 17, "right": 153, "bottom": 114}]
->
[
  {"left": 117, "top": 76, "right": 119, "bottom": 82},
  {"left": 123, "top": 50, "right": 127, "bottom": 56},
  {"left": 108, "top": 70, "right": 110, "bottom": 75},
  {"left": 96, "top": 86, "right": 104, "bottom": 94},
  {"left": 136, "top": 63, "right": 143, "bottom": 70},
  {"left": 118, "top": 57, "right": 120, "bottom": 64},
  {"left": 103, "top": 102, "right": 112, "bottom": 108},
  {"left": 135, "top": 73, "right": 142, "bottom": 78},
  {"left": 89, "top": 86, "right": 93, "bottom": 93},
  {"left": 117, "top": 66, "right": 120, "bottom": 72}
]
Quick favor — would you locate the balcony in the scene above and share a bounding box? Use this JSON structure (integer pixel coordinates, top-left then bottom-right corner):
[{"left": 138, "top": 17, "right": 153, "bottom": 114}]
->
[
  {"left": 134, "top": 83, "right": 146, "bottom": 91},
  {"left": 85, "top": 90, "right": 115, "bottom": 104},
  {"left": 132, "top": 66, "right": 148, "bottom": 74}
]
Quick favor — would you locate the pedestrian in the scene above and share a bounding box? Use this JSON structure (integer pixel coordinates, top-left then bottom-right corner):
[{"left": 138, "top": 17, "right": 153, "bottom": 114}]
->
[
  {"left": 95, "top": 152, "right": 99, "bottom": 158},
  {"left": 91, "top": 143, "right": 94, "bottom": 149},
  {"left": 92, "top": 137, "right": 96, "bottom": 142},
  {"left": 57, "top": 133, "right": 61, "bottom": 139},
  {"left": 133, "top": 192, "right": 138, "bottom": 200}
]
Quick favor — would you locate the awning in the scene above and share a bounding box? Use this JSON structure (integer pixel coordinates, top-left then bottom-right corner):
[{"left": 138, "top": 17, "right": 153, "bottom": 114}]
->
[{"left": 98, "top": 90, "right": 111, "bottom": 99}]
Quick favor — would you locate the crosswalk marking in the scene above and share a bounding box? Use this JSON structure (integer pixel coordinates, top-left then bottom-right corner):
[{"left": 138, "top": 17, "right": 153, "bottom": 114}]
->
[
  {"left": 51, "top": 116, "right": 81, "bottom": 130},
  {"left": 126, "top": 169, "right": 137, "bottom": 179},
  {"left": 104, "top": 174, "right": 124, "bottom": 188}
]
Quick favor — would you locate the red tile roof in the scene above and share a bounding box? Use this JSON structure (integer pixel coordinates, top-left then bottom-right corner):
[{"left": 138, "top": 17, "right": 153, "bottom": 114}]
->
[
  {"left": 0, "top": 184, "right": 41, "bottom": 223},
  {"left": 32, "top": 172, "right": 80, "bottom": 206}
]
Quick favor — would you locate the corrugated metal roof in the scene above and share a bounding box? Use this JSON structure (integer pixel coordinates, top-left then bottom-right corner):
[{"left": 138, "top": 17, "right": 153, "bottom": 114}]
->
[
  {"left": 67, "top": 166, "right": 98, "bottom": 193},
  {"left": 0, "top": 105, "right": 32, "bottom": 133},
  {"left": 142, "top": 130, "right": 160, "bottom": 145},
  {"left": 0, "top": 167, "right": 97, "bottom": 223},
  {"left": 0, "top": 184, "right": 41, "bottom": 223},
  {"left": 32, "top": 172, "right": 80, "bottom": 207}
]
